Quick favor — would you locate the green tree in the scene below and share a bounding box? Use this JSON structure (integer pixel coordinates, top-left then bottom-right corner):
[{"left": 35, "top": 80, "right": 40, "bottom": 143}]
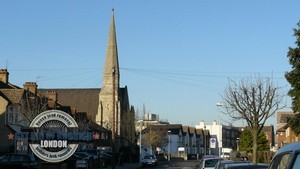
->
[
  {"left": 285, "top": 21, "right": 300, "bottom": 135},
  {"left": 239, "top": 129, "right": 270, "bottom": 152},
  {"left": 221, "top": 76, "right": 284, "bottom": 163},
  {"left": 285, "top": 21, "right": 300, "bottom": 112}
]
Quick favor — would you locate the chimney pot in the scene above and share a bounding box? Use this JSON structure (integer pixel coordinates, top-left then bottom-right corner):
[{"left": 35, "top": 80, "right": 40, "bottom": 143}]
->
[{"left": 0, "top": 69, "right": 9, "bottom": 84}]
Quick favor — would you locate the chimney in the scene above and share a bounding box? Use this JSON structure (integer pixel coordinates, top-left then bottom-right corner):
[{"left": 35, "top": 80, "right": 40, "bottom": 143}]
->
[
  {"left": 0, "top": 69, "right": 9, "bottom": 84},
  {"left": 46, "top": 91, "right": 57, "bottom": 103},
  {"left": 23, "top": 82, "right": 38, "bottom": 95}
]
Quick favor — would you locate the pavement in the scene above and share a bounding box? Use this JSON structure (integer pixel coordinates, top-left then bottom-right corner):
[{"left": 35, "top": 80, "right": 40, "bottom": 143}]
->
[
  {"left": 97, "top": 163, "right": 140, "bottom": 169},
  {"left": 115, "top": 163, "right": 140, "bottom": 169}
]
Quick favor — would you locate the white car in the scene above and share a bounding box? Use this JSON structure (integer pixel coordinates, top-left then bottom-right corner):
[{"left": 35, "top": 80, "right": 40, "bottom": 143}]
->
[{"left": 142, "top": 155, "right": 158, "bottom": 167}]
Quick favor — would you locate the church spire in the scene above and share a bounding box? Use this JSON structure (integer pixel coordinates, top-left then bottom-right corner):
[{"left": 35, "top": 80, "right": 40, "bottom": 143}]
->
[
  {"left": 97, "top": 9, "right": 120, "bottom": 132},
  {"left": 103, "top": 9, "right": 119, "bottom": 80}
]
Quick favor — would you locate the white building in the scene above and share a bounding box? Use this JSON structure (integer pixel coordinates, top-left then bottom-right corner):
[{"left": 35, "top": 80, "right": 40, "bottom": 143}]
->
[{"left": 195, "top": 120, "right": 239, "bottom": 157}]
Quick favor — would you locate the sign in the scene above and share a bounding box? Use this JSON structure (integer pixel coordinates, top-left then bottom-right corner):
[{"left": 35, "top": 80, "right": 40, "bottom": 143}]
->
[
  {"left": 210, "top": 138, "right": 216, "bottom": 148},
  {"left": 178, "top": 147, "right": 185, "bottom": 151},
  {"left": 29, "top": 110, "right": 79, "bottom": 163}
]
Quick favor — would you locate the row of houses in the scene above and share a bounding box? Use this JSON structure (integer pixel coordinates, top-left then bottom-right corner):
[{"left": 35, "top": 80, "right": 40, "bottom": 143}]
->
[
  {"left": 0, "top": 69, "right": 112, "bottom": 154},
  {"left": 137, "top": 122, "right": 238, "bottom": 159},
  {"left": 137, "top": 115, "right": 275, "bottom": 159},
  {"left": 137, "top": 123, "right": 210, "bottom": 160}
]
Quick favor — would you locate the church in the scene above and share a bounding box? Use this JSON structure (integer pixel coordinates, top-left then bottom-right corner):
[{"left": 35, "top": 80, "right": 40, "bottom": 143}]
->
[{"left": 39, "top": 10, "right": 135, "bottom": 145}]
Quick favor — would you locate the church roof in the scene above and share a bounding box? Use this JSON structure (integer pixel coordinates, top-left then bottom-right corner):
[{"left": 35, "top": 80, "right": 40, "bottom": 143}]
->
[
  {"left": 38, "top": 87, "right": 128, "bottom": 122},
  {"left": 39, "top": 88, "right": 100, "bottom": 120}
]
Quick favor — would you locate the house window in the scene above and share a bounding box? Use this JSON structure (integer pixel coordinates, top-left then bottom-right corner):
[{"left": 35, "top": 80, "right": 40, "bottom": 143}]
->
[
  {"left": 8, "top": 111, "right": 14, "bottom": 124},
  {"left": 14, "top": 112, "right": 18, "bottom": 124}
]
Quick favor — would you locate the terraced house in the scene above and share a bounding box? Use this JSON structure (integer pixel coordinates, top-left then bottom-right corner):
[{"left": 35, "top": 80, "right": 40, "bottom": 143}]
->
[{"left": 0, "top": 69, "right": 111, "bottom": 153}]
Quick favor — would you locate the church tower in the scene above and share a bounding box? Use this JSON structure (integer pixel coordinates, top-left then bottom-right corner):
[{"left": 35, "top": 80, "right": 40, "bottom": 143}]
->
[{"left": 96, "top": 10, "right": 120, "bottom": 139}]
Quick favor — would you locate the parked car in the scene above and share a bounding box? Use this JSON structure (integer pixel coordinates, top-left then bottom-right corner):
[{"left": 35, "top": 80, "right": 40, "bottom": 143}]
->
[
  {"left": 74, "top": 152, "right": 94, "bottom": 169},
  {"left": 199, "top": 157, "right": 221, "bottom": 169},
  {"left": 268, "top": 141, "right": 300, "bottom": 169},
  {"left": 142, "top": 155, "right": 158, "bottom": 167},
  {"left": 0, "top": 153, "right": 38, "bottom": 169},
  {"left": 67, "top": 154, "right": 89, "bottom": 169},
  {"left": 224, "top": 163, "right": 268, "bottom": 169},
  {"left": 214, "top": 160, "right": 251, "bottom": 169},
  {"left": 84, "top": 150, "right": 102, "bottom": 167}
]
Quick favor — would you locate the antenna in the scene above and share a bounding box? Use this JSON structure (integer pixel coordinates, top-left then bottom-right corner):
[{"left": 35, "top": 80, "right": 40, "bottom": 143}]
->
[
  {"left": 5, "top": 60, "right": 8, "bottom": 70},
  {"left": 36, "top": 75, "right": 41, "bottom": 83}
]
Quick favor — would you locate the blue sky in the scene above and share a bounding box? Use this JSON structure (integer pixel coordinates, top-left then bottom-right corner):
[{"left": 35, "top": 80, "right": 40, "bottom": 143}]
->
[{"left": 1, "top": 1, "right": 299, "bottom": 127}]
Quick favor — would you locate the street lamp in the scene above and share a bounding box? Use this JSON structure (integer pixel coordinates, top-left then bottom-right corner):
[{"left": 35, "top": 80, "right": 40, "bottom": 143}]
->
[
  {"left": 138, "top": 120, "right": 143, "bottom": 166},
  {"left": 167, "top": 130, "right": 171, "bottom": 162},
  {"left": 204, "top": 125, "right": 206, "bottom": 156},
  {"left": 216, "top": 102, "right": 223, "bottom": 158},
  {"left": 236, "top": 138, "right": 240, "bottom": 151}
]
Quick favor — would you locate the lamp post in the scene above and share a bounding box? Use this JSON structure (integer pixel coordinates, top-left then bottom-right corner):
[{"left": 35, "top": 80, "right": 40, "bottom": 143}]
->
[
  {"left": 167, "top": 130, "right": 171, "bottom": 161},
  {"left": 216, "top": 102, "right": 224, "bottom": 158},
  {"left": 138, "top": 120, "right": 143, "bottom": 166},
  {"left": 236, "top": 138, "right": 240, "bottom": 151},
  {"left": 204, "top": 125, "right": 206, "bottom": 156}
]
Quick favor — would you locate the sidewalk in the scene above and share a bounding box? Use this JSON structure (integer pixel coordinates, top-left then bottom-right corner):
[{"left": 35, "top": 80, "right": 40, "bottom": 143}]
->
[
  {"left": 115, "top": 163, "right": 140, "bottom": 169},
  {"left": 100, "top": 163, "right": 140, "bottom": 169}
]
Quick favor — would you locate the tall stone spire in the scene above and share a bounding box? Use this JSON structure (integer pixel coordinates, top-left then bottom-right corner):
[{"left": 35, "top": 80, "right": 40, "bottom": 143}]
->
[
  {"left": 96, "top": 9, "right": 120, "bottom": 136},
  {"left": 103, "top": 9, "right": 120, "bottom": 84}
]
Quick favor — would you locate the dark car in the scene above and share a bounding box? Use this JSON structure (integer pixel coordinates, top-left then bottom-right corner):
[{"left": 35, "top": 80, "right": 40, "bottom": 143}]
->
[
  {"left": 67, "top": 154, "right": 89, "bottom": 169},
  {"left": 83, "top": 150, "right": 102, "bottom": 167},
  {"left": 74, "top": 152, "right": 94, "bottom": 169},
  {"left": 224, "top": 163, "right": 268, "bottom": 169},
  {"left": 0, "top": 153, "right": 38, "bottom": 169},
  {"left": 268, "top": 142, "right": 300, "bottom": 169},
  {"left": 142, "top": 155, "right": 158, "bottom": 167},
  {"left": 214, "top": 160, "right": 251, "bottom": 169},
  {"left": 97, "top": 151, "right": 112, "bottom": 165}
]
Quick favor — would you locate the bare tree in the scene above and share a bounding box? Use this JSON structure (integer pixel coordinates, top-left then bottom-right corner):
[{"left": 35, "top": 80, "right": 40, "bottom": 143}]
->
[
  {"left": 142, "top": 125, "right": 168, "bottom": 154},
  {"left": 122, "top": 106, "right": 136, "bottom": 143},
  {"left": 220, "top": 76, "right": 284, "bottom": 163},
  {"left": 19, "top": 90, "right": 48, "bottom": 124}
]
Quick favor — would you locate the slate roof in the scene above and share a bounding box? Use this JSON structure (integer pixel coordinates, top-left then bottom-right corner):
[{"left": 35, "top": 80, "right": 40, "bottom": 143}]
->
[
  {"left": 262, "top": 125, "right": 274, "bottom": 132},
  {"left": 39, "top": 88, "right": 100, "bottom": 120},
  {"left": 196, "top": 128, "right": 203, "bottom": 138},
  {"left": 0, "top": 81, "right": 20, "bottom": 89},
  {"left": 167, "top": 124, "right": 182, "bottom": 134},
  {"left": 189, "top": 127, "right": 195, "bottom": 136},
  {"left": 279, "top": 113, "right": 295, "bottom": 123},
  {"left": 38, "top": 87, "right": 128, "bottom": 122},
  {"left": 0, "top": 89, "right": 24, "bottom": 104},
  {"left": 143, "top": 124, "right": 182, "bottom": 135}
]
